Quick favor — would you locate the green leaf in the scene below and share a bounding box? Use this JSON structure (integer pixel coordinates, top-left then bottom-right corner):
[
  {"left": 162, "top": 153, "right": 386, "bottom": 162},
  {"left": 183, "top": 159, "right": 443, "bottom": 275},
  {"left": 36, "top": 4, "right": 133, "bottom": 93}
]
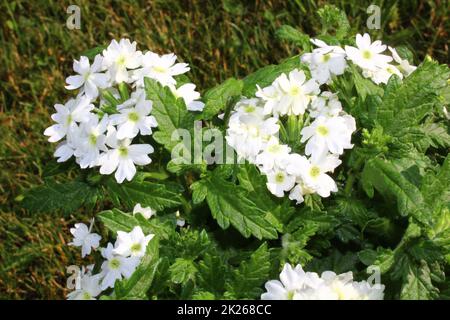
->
[
  {"left": 81, "top": 45, "right": 106, "bottom": 60},
  {"left": 350, "top": 65, "right": 384, "bottom": 100},
  {"left": 201, "top": 171, "right": 278, "bottom": 240},
  {"left": 400, "top": 260, "right": 439, "bottom": 300},
  {"left": 375, "top": 59, "right": 450, "bottom": 134},
  {"left": 192, "top": 291, "right": 215, "bottom": 300},
  {"left": 190, "top": 181, "right": 208, "bottom": 205},
  {"left": 169, "top": 258, "right": 198, "bottom": 284},
  {"left": 22, "top": 180, "right": 100, "bottom": 214},
  {"left": 197, "top": 254, "right": 227, "bottom": 295},
  {"left": 242, "top": 56, "right": 304, "bottom": 96},
  {"left": 237, "top": 164, "right": 294, "bottom": 229},
  {"left": 144, "top": 78, "right": 195, "bottom": 151},
  {"left": 317, "top": 5, "right": 350, "bottom": 39},
  {"left": 225, "top": 243, "right": 270, "bottom": 299},
  {"left": 115, "top": 237, "right": 160, "bottom": 299},
  {"left": 275, "top": 25, "right": 311, "bottom": 51},
  {"left": 98, "top": 209, "right": 173, "bottom": 240},
  {"left": 201, "top": 78, "right": 243, "bottom": 120},
  {"left": 421, "top": 122, "right": 450, "bottom": 149},
  {"left": 421, "top": 155, "right": 450, "bottom": 210},
  {"left": 362, "top": 158, "right": 427, "bottom": 224},
  {"left": 106, "top": 178, "right": 183, "bottom": 211}
]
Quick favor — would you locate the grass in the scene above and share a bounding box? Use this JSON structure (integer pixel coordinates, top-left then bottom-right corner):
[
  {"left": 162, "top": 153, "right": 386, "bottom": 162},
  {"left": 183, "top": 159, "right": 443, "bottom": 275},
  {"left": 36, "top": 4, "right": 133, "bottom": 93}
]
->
[{"left": 0, "top": 0, "right": 448, "bottom": 299}]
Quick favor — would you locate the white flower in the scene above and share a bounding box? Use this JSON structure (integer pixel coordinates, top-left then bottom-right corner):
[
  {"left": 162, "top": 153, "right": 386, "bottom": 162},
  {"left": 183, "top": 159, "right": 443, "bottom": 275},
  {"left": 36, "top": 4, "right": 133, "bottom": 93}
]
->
[
  {"left": 255, "top": 136, "right": 291, "bottom": 172},
  {"left": 133, "top": 203, "right": 156, "bottom": 219},
  {"left": 362, "top": 63, "right": 403, "bottom": 84},
  {"left": 388, "top": 47, "right": 417, "bottom": 76},
  {"left": 73, "top": 114, "right": 109, "bottom": 168},
  {"left": 272, "top": 69, "right": 320, "bottom": 116},
  {"left": 345, "top": 33, "right": 392, "bottom": 71},
  {"left": 319, "top": 271, "right": 385, "bottom": 300},
  {"left": 54, "top": 138, "right": 77, "bottom": 163},
  {"left": 233, "top": 98, "right": 266, "bottom": 119},
  {"left": 266, "top": 167, "right": 296, "bottom": 197},
  {"left": 132, "top": 52, "right": 189, "bottom": 87},
  {"left": 169, "top": 83, "right": 205, "bottom": 111},
  {"left": 100, "top": 243, "right": 140, "bottom": 290},
  {"left": 69, "top": 221, "right": 101, "bottom": 258},
  {"left": 300, "top": 115, "right": 355, "bottom": 157},
  {"left": 261, "top": 264, "right": 322, "bottom": 300},
  {"left": 102, "top": 39, "right": 143, "bottom": 84},
  {"left": 110, "top": 92, "right": 157, "bottom": 139},
  {"left": 175, "top": 211, "right": 185, "bottom": 227},
  {"left": 113, "top": 226, "right": 154, "bottom": 258},
  {"left": 261, "top": 263, "right": 385, "bottom": 300},
  {"left": 65, "top": 55, "right": 110, "bottom": 99},
  {"left": 309, "top": 91, "right": 342, "bottom": 118},
  {"left": 256, "top": 84, "right": 282, "bottom": 115},
  {"left": 288, "top": 182, "right": 316, "bottom": 205},
  {"left": 301, "top": 39, "right": 347, "bottom": 84},
  {"left": 226, "top": 108, "right": 279, "bottom": 162},
  {"left": 99, "top": 127, "right": 154, "bottom": 183},
  {"left": 66, "top": 268, "right": 103, "bottom": 300},
  {"left": 287, "top": 153, "right": 341, "bottom": 198},
  {"left": 352, "top": 279, "right": 385, "bottom": 300},
  {"left": 44, "top": 97, "right": 93, "bottom": 142}
]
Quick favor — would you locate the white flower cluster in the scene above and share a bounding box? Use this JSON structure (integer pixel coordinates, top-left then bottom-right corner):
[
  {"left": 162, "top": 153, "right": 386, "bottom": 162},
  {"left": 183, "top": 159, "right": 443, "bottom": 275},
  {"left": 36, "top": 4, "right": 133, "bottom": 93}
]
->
[
  {"left": 261, "top": 263, "right": 384, "bottom": 300},
  {"left": 44, "top": 39, "right": 204, "bottom": 183},
  {"left": 302, "top": 33, "right": 416, "bottom": 85},
  {"left": 67, "top": 220, "right": 154, "bottom": 300},
  {"left": 226, "top": 69, "right": 356, "bottom": 204}
]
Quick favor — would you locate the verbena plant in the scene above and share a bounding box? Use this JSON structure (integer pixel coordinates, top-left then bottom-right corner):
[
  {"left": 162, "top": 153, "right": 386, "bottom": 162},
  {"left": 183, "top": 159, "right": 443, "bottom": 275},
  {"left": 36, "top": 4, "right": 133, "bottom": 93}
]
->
[{"left": 23, "top": 6, "right": 449, "bottom": 300}]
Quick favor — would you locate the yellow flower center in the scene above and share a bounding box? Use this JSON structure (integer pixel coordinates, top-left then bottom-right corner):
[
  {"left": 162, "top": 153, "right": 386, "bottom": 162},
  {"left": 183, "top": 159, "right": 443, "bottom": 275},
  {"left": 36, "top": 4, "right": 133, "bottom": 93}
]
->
[
  {"left": 244, "top": 105, "right": 255, "bottom": 113},
  {"left": 109, "top": 258, "right": 121, "bottom": 270},
  {"left": 128, "top": 112, "right": 139, "bottom": 122},
  {"left": 362, "top": 50, "right": 372, "bottom": 59},
  {"left": 268, "top": 144, "right": 281, "bottom": 153},
  {"left": 118, "top": 146, "right": 128, "bottom": 157},
  {"left": 275, "top": 172, "right": 285, "bottom": 183},
  {"left": 309, "top": 166, "right": 321, "bottom": 178},
  {"left": 153, "top": 66, "right": 167, "bottom": 73},
  {"left": 88, "top": 133, "right": 97, "bottom": 146},
  {"left": 131, "top": 243, "right": 142, "bottom": 254},
  {"left": 290, "top": 86, "right": 301, "bottom": 96},
  {"left": 316, "top": 125, "right": 329, "bottom": 136},
  {"left": 82, "top": 292, "right": 92, "bottom": 300}
]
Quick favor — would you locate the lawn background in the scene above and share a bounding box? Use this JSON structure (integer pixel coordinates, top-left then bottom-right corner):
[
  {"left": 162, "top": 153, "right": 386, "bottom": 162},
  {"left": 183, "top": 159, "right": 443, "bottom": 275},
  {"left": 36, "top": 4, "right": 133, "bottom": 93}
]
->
[{"left": 0, "top": 0, "right": 448, "bottom": 299}]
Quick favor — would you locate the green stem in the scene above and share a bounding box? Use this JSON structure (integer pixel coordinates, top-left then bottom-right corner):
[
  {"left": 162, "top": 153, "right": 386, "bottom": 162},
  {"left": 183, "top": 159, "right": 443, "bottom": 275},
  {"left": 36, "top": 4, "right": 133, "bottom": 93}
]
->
[
  {"left": 118, "top": 83, "right": 130, "bottom": 101},
  {"left": 101, "top": 90, "right": 120, "bottom": 108}
]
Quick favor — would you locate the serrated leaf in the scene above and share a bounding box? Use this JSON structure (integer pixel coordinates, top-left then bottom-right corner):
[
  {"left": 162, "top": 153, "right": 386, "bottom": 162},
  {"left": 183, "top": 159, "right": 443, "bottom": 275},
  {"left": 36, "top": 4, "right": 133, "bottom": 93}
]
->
[
  {"left": 202, "top": 171, "right": 278, "bottom": 240},
  {"left": 317, "top": 5, "right": 350, "bottom": 39},
  {"left": 22, "top": 180, "right": 100, "bottom": 214},
  {"left": 375, "top": 59, "right": 450, "bottom": 134},
  {"left": 421, "top": 122, "right": 450, "bottom": 149},
  {"left": 421, "top": 155, "right": 450, "bottom": 210},
  {"left": 362, "top": 158, "right": 427, "bottom": 224},
  {"left": 106, "top": 178, "right": 183, "bottom": 211},
  {"left": 401, "top": 260, "right": 439, "bottom": 300},
  {"left": 98, "top": 208, "right": 173, "bottom": 239},
  {"left": 275, "top": 25, "right": 311, "bottom": 51},
  {"left": 200, "top": 78, "right": 243, "bottom": 120},
  {"left": 169, "top": 258, "right": 198, "bottom": 284},
  {"left": 144, "top": 78, "right": 195, "bottom": 151},
  {"left": 237, "top": 164, "right": 293, "bottom": 229},
  {"left": 225, "top": 243, "right": 270, "bottom": 299}
]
